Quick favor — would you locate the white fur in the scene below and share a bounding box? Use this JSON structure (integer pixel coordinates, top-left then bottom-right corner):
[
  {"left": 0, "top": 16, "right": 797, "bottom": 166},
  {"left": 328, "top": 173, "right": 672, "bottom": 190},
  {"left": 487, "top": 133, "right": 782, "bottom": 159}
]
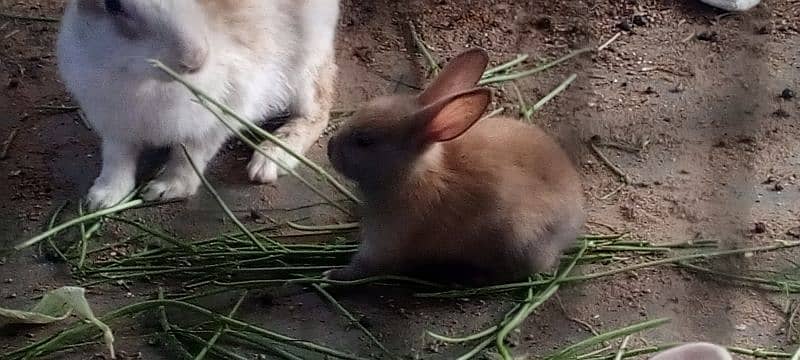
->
[
  {"left": 650, "top": 343, "right": 733, "bottom": 360},
  {"left": 57, "top": 0, "right": 339, "bottom": 209}
]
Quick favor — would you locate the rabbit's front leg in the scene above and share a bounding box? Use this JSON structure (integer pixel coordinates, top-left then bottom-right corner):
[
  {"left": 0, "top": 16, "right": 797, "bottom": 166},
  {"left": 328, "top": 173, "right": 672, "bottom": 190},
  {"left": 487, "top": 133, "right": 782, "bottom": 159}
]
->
[
  {"left": 87, "top": 139, "right": 140, "bottom": 210},
  {"left": 142, "top": 128, "right": 228, "bottom": 201},
  {"left": 325, "top": 233, "right": 406, "bottom": 281},
  {"left": 248, "top": 59, "right": 335, "bottom": 183}
]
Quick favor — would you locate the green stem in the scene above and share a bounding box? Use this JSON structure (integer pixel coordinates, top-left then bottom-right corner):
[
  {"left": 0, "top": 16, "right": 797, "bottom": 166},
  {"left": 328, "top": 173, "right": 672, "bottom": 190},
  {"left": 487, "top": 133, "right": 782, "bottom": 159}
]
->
[
  {"left": 287, "top": 222, "right": 359, "bottom": 232},
  {"left": 197, "top": 97, "right": 351, "bottom": 215},
  {"left": 193, "top": 291, "right": 247, "bottom": 360},
  {"left": 44, "top": 202, "right": 71, "bottom": 264},
  {"left": 483, "top": 54, "right": 529, "bottom": 77},
  {"left": 790, "top": 344, "right": 800, "bottom": 360},
  {"left": 312, "top": 284, "right": 395, "bottom": 358},
  {"left": 455, "top": 337, "right": 495, "bottom": 360},
  {"left": 107, "top": 216, "right": 194, "bottom": 251},
  {"left": 10, "top": 299, "right": 368, "bottom": 360},
  {"left": 479, "top": 48, "right": 591, "bottom": 85},
  {"left": 416, "top": 242, "right": 800, "bottom": 298},
  {"left": 182, "top": 145, "right": 280, "bottom": 253},
  {"left": 14, "top": 199, "right": 144, "bottom": 251},
  {"left": 409, "top": 21, "right": 440, "bottom": 75},
  {"left": 532, "top": 74, "right": 577, "bottom": 112},
  {"left": 496, "top": 243, "right": 588, "bottom": 359},
  {"left": 545, "top": 318, "right": 670, "bottom": 360},
  {"left": 150, "top": 60, "right": 360, "bottom": 205}
]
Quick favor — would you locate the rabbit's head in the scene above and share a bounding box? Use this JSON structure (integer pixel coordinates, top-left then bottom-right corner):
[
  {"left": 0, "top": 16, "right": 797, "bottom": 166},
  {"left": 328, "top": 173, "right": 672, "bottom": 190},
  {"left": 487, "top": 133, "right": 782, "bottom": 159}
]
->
[
  {"left": 328, "top": 49, "right": 492, "bottom": 190},
  {"left": 64, "top": 0, "right": 211, "bottom": 79}
]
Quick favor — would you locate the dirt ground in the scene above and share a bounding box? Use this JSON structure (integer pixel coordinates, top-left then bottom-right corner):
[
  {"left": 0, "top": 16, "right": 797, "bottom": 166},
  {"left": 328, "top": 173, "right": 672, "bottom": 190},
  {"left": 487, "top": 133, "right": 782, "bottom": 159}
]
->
[{"left": 1, "top": 0, "right": 799, "bottom": 359}]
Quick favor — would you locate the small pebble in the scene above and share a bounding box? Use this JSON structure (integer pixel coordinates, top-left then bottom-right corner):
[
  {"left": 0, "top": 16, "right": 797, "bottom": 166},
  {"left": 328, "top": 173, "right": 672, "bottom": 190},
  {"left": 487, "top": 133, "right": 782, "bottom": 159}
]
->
[
  {"left": 735, "top": 324, "right": 747, "bottom": 331},
  {"left": 617, "top": 20, "right": 633, "bottom": 32},
  {"left": 773, "top": 183, "right": 785, "bottom": 192},
  {"left": 781, "top": 88, "right": 795, "bottom": 100},
  {"left": 6, "top": 293, "right": 17, "bottom": 299},
  {"left": 787, "top": 226, "right": 800, "bottom": 238},
  {"left": 757, "top": 24, "right": 772, "bottom": 34},
  {"left": 773, "top": 109, "right": 790, "bottom": 118},
  {"left": 697, "top": 31, "right": 719, "bottom": 42},
  {"left": 534, "top": 16, "right": 552, "bottom": 30}
]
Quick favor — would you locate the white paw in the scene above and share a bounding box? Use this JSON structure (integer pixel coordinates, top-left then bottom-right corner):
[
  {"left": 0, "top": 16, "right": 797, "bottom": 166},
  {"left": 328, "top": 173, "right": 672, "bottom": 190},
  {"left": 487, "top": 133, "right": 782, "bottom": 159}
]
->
[
  {"left": 86, "top": 182, "right": 134, "bottom": 211},
  {"left": 247, "top": 145, "right": 300, "bottom": 184},
  {"left": 141, "top": 175, "right": 200, "bottom": 202}
]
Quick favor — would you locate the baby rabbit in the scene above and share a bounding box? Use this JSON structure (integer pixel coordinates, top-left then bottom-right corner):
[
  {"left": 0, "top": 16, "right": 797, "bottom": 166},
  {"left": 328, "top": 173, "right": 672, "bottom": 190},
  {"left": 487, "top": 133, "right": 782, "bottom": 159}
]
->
[
  {"left": 650, "top": 343, "right": 732, "bottom": 360},
  {"left": 326, "top": 48, "right": 584, "bottom": 284},
  {"left": 57, "top": 0, "right": 339, "bottom": 210}
]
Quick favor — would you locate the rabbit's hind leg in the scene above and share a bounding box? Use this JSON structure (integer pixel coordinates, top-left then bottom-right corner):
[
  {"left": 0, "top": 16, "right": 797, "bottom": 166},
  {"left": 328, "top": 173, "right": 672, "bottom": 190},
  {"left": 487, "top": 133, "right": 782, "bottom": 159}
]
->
[{"left": 247, "top": 58, "right": 336, "bottom": 184}]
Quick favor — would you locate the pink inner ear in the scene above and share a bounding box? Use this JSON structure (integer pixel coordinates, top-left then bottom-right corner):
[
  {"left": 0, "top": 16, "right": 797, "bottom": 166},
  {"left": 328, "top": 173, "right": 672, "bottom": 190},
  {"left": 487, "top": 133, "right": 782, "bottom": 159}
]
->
[{"left": 424, "top": 90, "right": 490, "bottom": 142}]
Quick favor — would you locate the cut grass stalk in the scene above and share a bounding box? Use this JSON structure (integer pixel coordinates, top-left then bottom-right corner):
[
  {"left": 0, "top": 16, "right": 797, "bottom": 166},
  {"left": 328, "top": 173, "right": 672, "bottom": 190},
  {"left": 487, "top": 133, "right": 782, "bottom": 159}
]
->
[
  {"left": 678, "top": 262, "right": 800, "bottom": 292},
  {"left": 223, "top": 330, "right": 305, "bottom": 360},
  {"left": 44, "top": 202, "right": 71, "bottom": 264},
  {"left": 727, "top": 346, "right": 793, "bottom": 358},
  {"left": 531, "top": 73, "right": 577, "bottom": 112},
  {"left": 416, "top": 241, "right": 800, "bottom": 298},
  {"left": 613, "top": 336, "right": 631, "bottom": 360},
  {"left": 150, "top": 60, "right": 360, "bottom": 205},
  {"left": 455, "top": 337, "right": 495, "bottom": 360},
  {"left": 577, "top": 344, "right": 678, "bottom": 360},
  {"left": 409, "top": 21, "right": 440, "bottom": 75},
  {"left": 77, "top": 203, "right": 89, "bottom": 270},
  {"left": 107, "top": 216, "right": 194, "bottom": 251},
  {"left": 479, "top": 48, "right": 592, "bottom": 85},
  {"left": 214, "top": 274, "right": 444, "bottom": 289},
  {"left": 312, "top": 283, "right": 395, "bottom": 359},
  {"left": 544, "top": 318, "right": 670, "bottom": 360},
  {"left": 483, "top": 54, "right": 529, "bottom": 77},
  {"left": 791, "top": 344, "right": 800, "bottom": 360},
  {"left": 8, "top": 299, "right": 368, "bottom": 360},
  {"left": 193, "top": 291, "right": 248, "bottom": 360},
  {"left": 0, "top": 12, "right": 59, "bottom": 22},
  {"left": 196, "top": 96, "right": 351, "bottom": 215},
  {"left": 173, "top": 331, "right": 250, "bottom": 360},
  {"left": 182, "top": 145, "right": 280, "bottom": 253},
  {"left": 13, "top": 199, "right": 144, "bottom": 251},
  {"left": 287, "top": 221, "right": 359, "bottom": 232},
  {"left": 496, "top": 242, "right": 588, "bottom": 359}
]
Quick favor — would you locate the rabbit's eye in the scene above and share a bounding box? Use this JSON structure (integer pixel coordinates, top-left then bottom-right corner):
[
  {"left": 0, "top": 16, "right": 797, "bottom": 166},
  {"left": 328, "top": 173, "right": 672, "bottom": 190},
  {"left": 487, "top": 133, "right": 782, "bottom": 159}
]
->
[
  {"left": 104, "top": 0, "right": 125, "bottom": 15},
  {"left": 353, "top": 132, "right": 374, "bottom": 148}
]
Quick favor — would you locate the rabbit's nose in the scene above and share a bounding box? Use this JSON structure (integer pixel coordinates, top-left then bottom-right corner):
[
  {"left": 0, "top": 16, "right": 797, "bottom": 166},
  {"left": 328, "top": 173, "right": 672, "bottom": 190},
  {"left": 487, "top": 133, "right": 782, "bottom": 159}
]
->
[{"left": 179, "top": 46, "right": 208, "bottom": 74}]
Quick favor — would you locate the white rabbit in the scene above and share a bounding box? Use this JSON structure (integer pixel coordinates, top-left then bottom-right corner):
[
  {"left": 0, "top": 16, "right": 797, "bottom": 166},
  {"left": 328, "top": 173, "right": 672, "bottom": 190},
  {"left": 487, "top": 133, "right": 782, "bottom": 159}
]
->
[
  {"left": 57, "top": 0, "right": 339, "bottom": 209},
  {"left": 650, "top": 343, "right": 733, "bottom": 360}
]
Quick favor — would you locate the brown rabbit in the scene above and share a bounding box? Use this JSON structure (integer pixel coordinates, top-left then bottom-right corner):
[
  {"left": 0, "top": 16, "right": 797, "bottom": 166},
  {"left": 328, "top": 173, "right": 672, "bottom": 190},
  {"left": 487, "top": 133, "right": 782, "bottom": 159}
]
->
[{"left": 326, "top": 48, "right": 584, "bottom": 284}]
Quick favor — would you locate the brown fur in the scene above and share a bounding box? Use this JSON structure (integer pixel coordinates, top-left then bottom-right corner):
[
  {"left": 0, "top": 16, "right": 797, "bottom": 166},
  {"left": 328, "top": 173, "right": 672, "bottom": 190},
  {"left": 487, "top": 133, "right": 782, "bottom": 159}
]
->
[{"left": 326, "top": 49, "right": 584, "bottom": 284}]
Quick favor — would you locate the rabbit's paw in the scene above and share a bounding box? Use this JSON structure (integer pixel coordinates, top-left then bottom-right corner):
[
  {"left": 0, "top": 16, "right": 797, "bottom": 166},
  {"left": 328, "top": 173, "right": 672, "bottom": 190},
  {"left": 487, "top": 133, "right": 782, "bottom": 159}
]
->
[
  {"left": 86, "top": 181, "right": 134, "bottom": 211},
  {"left": 247, "top": 145, "right": 300, "bottom": 184},
  {"left": 323, "top": 267, "right": 360, "bottom": 281},
  {"left": 141, "top": 175, "right": 200, "bottom": 202}
]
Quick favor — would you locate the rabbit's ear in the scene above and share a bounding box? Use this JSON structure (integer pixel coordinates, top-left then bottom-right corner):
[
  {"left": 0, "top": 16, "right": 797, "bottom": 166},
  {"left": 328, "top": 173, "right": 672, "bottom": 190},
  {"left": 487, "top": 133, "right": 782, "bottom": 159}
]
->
[
  {"left": 414, "top": 88, "right": 491, "bottom": 143},
  {"left": 418, "top": 48, "right": 489, "bottom": 105}
]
